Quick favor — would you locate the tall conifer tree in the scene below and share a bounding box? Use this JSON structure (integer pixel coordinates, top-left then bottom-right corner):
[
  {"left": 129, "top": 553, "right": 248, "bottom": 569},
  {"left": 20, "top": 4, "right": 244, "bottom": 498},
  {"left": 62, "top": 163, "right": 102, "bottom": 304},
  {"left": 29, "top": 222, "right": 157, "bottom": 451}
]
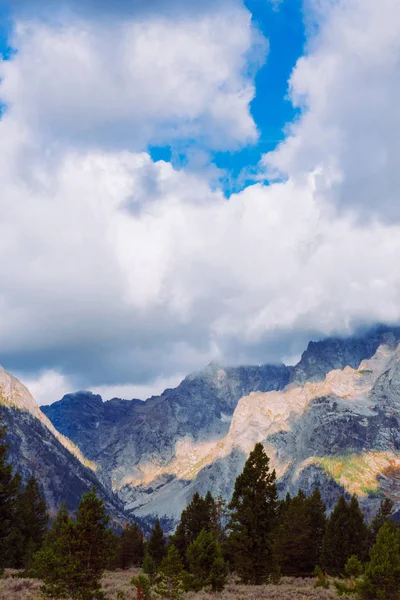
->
[
  {"left": 321, "top": 494, "right": 368, "bottom": 575},
  {"left": 172, "top": 491, "right": 221, "bottom": 561},
  {"left": 358, "top": 522, "right": 400, "bottom": 600},
  {"left": 34, "top": 488, "right": 111, "bottom": 599},
  {"left": 227, "top": 442, "right": 278, "bottom": 584},
  {"left": 16, "top": 476, "right": 48, "bottom": 569},
  {"left": 148, "top": 518, "right": 167, "bottom": 567},
  {"left": 0, "top": 411, "right": 21, "bottom": 570},
  {"left": 118, "top": 522, "right": 144, "bottom": 569},
  {"left": 274, "top": 488, "right": 326, "bottom": 576}
]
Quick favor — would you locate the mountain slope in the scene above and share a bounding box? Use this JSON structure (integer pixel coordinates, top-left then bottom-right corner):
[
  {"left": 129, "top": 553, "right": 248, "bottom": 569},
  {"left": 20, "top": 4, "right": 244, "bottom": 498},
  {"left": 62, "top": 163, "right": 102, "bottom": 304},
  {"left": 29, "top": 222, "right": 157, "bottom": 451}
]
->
[
  {"left": 41, "top": 325, "right": 400, "bottom": 521},
  {"left": 0, "top": 366, "right": 124, "bottom": 518},
  {"left": 42, "top": 363, "right": 290, "bottom": 490}
]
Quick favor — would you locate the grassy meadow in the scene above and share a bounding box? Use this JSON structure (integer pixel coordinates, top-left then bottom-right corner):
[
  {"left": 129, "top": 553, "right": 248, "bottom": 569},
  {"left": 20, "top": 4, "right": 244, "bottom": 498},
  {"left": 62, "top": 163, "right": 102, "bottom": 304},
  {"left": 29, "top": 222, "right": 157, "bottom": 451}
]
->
[{"left": 0, "top": 570, "right": 339, "bottom": 600}]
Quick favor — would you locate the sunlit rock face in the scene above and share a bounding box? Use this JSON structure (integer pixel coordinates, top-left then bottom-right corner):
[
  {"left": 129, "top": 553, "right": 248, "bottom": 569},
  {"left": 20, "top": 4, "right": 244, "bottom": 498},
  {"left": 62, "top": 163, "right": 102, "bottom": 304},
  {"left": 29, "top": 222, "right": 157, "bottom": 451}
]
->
[
  {"left": 0, "top": 367, "right": 124, "bottom": 518},
  {"left": 39, "top": 326, "right": 400, "bottom": 522},
  {"left": 42, "top": 363, "right": 290, "bottom": 492}
]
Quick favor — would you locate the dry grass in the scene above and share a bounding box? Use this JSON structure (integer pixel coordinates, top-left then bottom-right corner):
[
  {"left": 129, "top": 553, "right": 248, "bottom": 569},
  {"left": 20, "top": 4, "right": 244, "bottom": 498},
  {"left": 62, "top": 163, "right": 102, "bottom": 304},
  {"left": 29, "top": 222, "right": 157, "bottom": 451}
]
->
[
  {"left": 0, "top": 571, "right": 338, "bottom": 600},
  {"left": 186, "top": 578, "right": 338, "bottom": 600}
]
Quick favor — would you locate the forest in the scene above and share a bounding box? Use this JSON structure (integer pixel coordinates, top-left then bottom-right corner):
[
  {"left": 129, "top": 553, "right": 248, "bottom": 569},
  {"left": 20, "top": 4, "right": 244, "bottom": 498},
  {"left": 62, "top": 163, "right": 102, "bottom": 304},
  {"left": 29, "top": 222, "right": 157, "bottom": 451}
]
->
[{"left": 1, "top": 414, "right": 399, "bottom": 600}]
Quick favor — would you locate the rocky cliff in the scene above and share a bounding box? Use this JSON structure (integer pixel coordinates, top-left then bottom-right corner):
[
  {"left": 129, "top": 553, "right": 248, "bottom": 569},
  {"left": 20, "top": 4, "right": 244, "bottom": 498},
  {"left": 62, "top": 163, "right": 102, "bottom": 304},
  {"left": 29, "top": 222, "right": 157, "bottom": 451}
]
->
[
  {"left": 0, "top": 366, "right": 124, "bottom": 519},
  {"left": 40, "top": 325, "right": 400, "bottom": 521}
]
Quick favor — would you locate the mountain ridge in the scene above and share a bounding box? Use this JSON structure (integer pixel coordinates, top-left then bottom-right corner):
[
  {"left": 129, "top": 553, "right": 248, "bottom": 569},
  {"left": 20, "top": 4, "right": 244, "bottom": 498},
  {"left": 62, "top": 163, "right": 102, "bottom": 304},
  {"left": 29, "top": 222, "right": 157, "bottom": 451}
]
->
[{"left": 40, "top": 325, "right": 400, "bottom": 521}]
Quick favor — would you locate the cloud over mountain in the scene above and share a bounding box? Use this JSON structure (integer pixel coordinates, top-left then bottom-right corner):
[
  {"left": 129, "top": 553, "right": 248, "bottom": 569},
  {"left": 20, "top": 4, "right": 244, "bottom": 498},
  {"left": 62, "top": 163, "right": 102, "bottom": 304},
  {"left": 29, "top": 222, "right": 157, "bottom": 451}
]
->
[{"left": 0, "top": 0, "right": 400, "bottom": 402}]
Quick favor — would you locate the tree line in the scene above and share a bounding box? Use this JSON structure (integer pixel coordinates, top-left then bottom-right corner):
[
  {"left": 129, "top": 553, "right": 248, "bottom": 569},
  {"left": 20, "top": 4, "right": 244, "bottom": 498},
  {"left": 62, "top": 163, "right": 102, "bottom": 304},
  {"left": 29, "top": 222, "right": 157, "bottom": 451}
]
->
[{"left": 1, "top": 411, "right": 400, "bottom": 600}]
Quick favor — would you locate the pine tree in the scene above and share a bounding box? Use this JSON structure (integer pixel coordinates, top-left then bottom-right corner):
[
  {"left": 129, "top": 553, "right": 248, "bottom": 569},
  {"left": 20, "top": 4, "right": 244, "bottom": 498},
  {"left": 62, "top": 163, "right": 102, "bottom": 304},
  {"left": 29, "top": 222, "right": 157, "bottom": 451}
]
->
[
  {"left": 357, "top": 522, "right": 400, "bottom": 600},
  {"left": 143, "top": 550, "right": 156, "bottom": 581},
  {"left": 370, "top": 498, "right": 394, "bottom": 545},
  {"left": 0, "top": 411, "right": 21, "bottom": 571},
  {"left": 16, "top": 476, "right": 48, "bottom": 569},
  {"left": 154, "top": 545, "right": 185, "bottom": 600},
  {"left": 148, "top": 518, "right": 167, "bottom": 567},
  {"left": 118, "top": 523, "right": 144, "bottom": 569},
  {"left": 34, "top": 488, "right": 111, "bottom": 599},
  {"left": 33, "top": 503, "right": 78, "bottom": 598},
  {"left": 347, "top": 495, "right": 369, "bottom": 562},
  {"left": 307, "top": 488, "right": 327, "bottom": 569},
  {"left": 209, "top": 555, "right": 229, "bottom": 592},
  {"left": 186, "top": 529, "right": 228, "bottom": 591},
  {"left": 73, "top": 488, "right": 112, "bottom": 598},
  {"left": 171, "top": 491, "right": 220, "bottom": 561},
  {"left": 321, "top": 494, "right": 368, "bottom": 575},
  {"left": 274, "top": 489, "right": 319, "bottom": 576},
  {"left": 227, "top": 442, "right": 278, "bottom": 584}
]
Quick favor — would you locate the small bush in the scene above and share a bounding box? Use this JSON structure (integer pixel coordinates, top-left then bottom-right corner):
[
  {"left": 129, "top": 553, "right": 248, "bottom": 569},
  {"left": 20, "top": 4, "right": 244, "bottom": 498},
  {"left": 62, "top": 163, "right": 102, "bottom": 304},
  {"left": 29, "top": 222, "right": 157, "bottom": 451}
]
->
[
  {"left": 314, "top": 565, "right": 330, "bottom": 589},
  {"left": 131, "top": 574, "right": 152, "bottom": 600}
]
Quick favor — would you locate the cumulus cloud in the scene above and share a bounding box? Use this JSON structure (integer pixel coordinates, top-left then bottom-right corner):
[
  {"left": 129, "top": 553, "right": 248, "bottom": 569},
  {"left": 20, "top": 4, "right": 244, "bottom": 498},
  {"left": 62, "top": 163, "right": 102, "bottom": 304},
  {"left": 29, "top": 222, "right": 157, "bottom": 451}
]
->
[
  {"left": 263, "top": 0, "right": 400, "bottom": 220},
  {"left": 1, "top": 0, "right": 400, "bottom": 403},
  {"left": 1, "top": 6, "right": 265, "bottom": 150}
]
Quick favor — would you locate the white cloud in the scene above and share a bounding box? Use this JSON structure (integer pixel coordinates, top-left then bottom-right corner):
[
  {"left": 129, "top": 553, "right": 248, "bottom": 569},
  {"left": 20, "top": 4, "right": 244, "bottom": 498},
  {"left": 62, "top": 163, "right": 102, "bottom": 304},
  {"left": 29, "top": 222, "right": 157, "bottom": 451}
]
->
[
  {"left": 20, "top": 370, "right": 72, "bottom": 406},
  {"left": 21, "top": 369, "right": 185, "bottom": 405},
  {"left": 1, "top": 6, "right": 265, "bottom": 150},
  {"left": 2, "top": 0, "right": 400, "bottom": 397},
  {"left": 264, "top": 0, "right": 400, "bottom": 220}
]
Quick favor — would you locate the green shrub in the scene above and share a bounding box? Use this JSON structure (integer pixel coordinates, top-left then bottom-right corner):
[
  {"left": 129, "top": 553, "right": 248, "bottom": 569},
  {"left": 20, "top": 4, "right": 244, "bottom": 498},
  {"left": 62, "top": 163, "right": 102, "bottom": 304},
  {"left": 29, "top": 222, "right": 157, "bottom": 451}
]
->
[
  {"left": 131, "top": 574, "right": 152, "bottom": 600},
  {"left": 314, "top": 565, "right": 330, "bottom": 589}
]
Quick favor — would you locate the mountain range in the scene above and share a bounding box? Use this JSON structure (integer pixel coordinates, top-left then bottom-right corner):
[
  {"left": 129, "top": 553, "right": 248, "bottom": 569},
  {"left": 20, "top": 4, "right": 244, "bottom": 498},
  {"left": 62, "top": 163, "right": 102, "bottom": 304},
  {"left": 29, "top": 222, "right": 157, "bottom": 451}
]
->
[{"left": 3, "top": 324, "right": 400, "bottom": 524}]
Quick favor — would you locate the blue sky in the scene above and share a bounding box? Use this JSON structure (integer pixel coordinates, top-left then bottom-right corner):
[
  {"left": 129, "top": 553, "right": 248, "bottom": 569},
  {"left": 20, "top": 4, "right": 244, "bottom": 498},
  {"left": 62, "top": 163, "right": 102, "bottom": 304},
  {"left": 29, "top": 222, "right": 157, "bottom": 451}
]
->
[
  {"left": 0, "top": 0, "right": 305, "bottom": 191},
  {"left": 149, "top": 0, "right": 306, "bottom": 192},
  {"left": 0, "top": 0, "right": 399, "bottom": 404}
]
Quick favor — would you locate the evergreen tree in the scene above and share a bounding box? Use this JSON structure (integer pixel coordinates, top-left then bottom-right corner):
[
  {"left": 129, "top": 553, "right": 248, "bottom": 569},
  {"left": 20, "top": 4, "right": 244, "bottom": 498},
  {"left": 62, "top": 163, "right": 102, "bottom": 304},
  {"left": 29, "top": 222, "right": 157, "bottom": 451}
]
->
[
  {"left": 143, "top": 550, "right": 156, "bottom": 581},
  {"left": 357, "top": 522, "right": 400, "bottom": 600},
  {"left": 227, "top": 442, "right": 278, "bottom": 584},
  {"left": 153, "top": 545, "right": 185, "bottom": 600},
  {"left": 15, "top": 476, "right": 48, "bottom": 569},
  {"left": 347, "top": 495, "right": 369, "bottom": 562},
  {"left": 148, "top": 518, "right": 167, "bottom": 567},
  {"left": 33, "top": 504, "right": 78, "bottom": 598},
  {"left": 370, "top": 498, "right": 394, "bottom": 545},
  {"left": 0, "top": 412, "right": 21, "bottom": 570},
  {"left": 171, "top": 491, "right": 220, "bottom": 561},
  {"left": 274, "top": 489, "right": 324, "bottom": 576},
  {"left": 73, "top": 488, "right": 112, "bottom": 597},
  {"left": 118, "top": 523, "right": 144, "bottom": 569},
  {"left": 321, "top": 494, "right": 368, "bottom": 575},
  {"left": 34, "top": 488, "right": 111, "bottom": 599},
  {"left": 210, "top": 555, "right": 229, "bottom": 592},
  {"left": 186, "top": 529, "right": 228, "bottom": 591},
  {"left": 307, "top": 488, "right": 327, "bottom": 569}
]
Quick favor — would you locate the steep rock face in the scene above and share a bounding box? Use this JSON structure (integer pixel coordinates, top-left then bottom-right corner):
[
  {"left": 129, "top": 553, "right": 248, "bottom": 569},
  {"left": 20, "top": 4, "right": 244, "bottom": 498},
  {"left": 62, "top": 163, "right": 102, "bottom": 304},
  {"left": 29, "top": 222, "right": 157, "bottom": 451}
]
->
[
  {"left": 291, "top": 325, "right": 400, "bottom": 383},
  {"left": 42, "top": 363, "right": 290, "bottom": 490},
  {"left": 40, "top": 326, "right": 400, "bottom": 521},
  {"left": 0, "top": 368, "right": 124, "bottom": 518},
  {"left": 171, "top": 343, "right": 400, "bottom": 520}
]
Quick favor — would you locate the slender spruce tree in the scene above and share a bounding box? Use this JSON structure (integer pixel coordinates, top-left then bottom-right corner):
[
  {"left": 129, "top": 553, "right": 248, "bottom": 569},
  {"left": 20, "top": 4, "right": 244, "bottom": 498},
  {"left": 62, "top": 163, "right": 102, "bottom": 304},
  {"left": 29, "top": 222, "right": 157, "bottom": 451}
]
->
[
  {"left": 153, "top": 545, "right": 185, "bottom": 600},
  {"left": 171, "top": 491, "right": 220, "bottom": 561},
  {"left": 118, "top": 522, "right": 144, "bottom": 569},
  {"left": 274, "top": 488, "right": 326, "bottom": 576},
  {"left": 227, "top": 442, "right": 278, "bottom": 584},
  {"left": 370, "top": 498, "right": 394, "bottom": 546},
  {"left": 321, "top": 494, "right": 368, "bottom": 575},
  {"left": 148, "top": 518, "right": 167, "bottom": 567},
  {"left": 0, "top": 411, "right": 21, "bottom": 571},
  {"left": 34, "top": 488, "right": 111, "bottom": 599},
  {"left": 15, "top": 476, "right": 48, "bottom": 569},
  {"left": 186, "top": 528, "right": 228, "bottom": 592},
  {"left": 357, "top": 522, "right": 400, "bottom": 600}
]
